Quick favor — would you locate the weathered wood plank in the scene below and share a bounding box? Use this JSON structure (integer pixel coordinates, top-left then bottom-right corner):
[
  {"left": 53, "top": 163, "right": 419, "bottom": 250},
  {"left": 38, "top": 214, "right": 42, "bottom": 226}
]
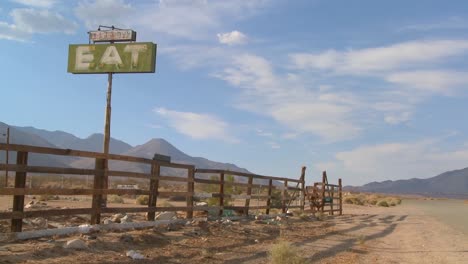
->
[
  {"left": 0, "top": 164, "right": 96, "bottom": 175},
  {"left": 147, "top": 164, "right": 160, "bottom": 220},
  {"left": 244, "top": 176, "right": 253, "bottom": 216},
  {"left": 91, "top": 158, "right": 105, "bottom": 224},
  {"left": 186, "top": 167, "right": 195, "bottom": 218},
  {"left": 219, "top": 172, "right": 224, "bottom": 216},
  {"left": 266, "top": 179, "right": 273, "bottom": 215},
  {"left": 11, "top": 151, "right": 28, "bottom": 232},
  {"left": 0, "top": 188, "right": 150, "bottom": 196}
]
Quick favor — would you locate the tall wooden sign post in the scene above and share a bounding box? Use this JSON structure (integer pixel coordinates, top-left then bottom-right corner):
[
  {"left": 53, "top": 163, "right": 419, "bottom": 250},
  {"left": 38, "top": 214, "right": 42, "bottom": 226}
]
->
[{"left": 68, "top": 26, "right": 156, "bottom": 211}]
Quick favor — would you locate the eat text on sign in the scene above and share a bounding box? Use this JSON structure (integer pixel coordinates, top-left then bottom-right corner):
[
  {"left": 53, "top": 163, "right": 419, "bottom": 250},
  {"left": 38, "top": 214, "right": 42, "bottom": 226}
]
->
[{"left": 67, "top": 42, "right": 156, "bottom": 74}]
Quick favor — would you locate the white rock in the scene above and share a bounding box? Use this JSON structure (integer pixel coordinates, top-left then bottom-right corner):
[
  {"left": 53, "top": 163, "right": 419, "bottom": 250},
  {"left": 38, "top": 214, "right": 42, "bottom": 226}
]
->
[
  {"left": 126, "top": 250, "right": 145, "bottom": 260},
  {"left": 121, "top": 215, "right": 132, "bottom": 223},
  {"left": 196, "top": 202, "right": 208, "bottom": 206},
  {"left": 31, "top": 217, "right": 47, "bottom": 228},
  {"left": 111, "top": 213, "right": 125, "bottom": 223},
  {"left": 155, "top": 211, "right": 176, "bottom": 220},
  {"left": 103, "top": 219, "right": 113, "bottom": 225},
  {"left": 78, "top": 224, "right": 92, "bottom": 233},
  {"left": 64, "top": 239, "right": 87, "bottom": 249}
]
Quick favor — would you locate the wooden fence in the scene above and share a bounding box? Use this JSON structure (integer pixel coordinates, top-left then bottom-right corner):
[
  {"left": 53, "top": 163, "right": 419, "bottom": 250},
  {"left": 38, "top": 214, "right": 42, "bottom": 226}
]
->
[
  {"left": 306, "top": 171, "right": 342, "bottom": 215},
  {"left": 0, "top": 143, "right": 306, "bottom": 232}
]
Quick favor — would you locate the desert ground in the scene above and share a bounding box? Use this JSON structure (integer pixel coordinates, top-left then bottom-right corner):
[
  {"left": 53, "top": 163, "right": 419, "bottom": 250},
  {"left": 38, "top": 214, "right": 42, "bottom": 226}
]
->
[{"left": 0, "top": 198, "right": 467, "bottom": 263}]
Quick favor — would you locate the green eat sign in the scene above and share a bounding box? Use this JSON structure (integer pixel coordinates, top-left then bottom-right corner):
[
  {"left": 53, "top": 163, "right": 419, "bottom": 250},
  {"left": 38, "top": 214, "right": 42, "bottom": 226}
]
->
[{"left": 67, "top": 42, "right": 156, "bottom": 74}]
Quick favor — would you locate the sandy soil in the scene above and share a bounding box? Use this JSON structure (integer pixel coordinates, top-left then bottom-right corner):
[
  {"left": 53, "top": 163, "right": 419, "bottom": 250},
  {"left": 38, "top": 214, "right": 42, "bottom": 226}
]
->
[{"left": 0, "top": 200, "right": 467, "bottom": 263}]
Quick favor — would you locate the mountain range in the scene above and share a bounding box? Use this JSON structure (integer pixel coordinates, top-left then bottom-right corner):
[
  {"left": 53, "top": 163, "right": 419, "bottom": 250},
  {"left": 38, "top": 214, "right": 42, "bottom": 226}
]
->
[
  {"left": 0, "top": 121, "right": 250, "bottom": 176},
  {"left": 345, "top": 168, "right": 468, "bottom": 198}
]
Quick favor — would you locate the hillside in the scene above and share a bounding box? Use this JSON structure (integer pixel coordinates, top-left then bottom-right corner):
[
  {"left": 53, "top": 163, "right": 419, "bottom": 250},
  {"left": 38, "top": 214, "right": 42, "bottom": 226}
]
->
[
  {"left": 71, "top": 138, "right": 250, "bottom": 177},
  {"left": 1, "top": 122, "right": 250, "bottom": 177},
  {"left": 347, "top": 167, "right": 468, "bottom": 198}
]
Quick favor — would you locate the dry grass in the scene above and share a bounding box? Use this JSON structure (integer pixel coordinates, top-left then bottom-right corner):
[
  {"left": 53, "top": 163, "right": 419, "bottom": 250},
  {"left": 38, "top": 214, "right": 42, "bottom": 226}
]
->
[
  {"left": 269, "top": 240, "right": 307, "bottom": 264},
  {"left": 107, "top": 195, "right": 124, "bottom": 204},
  {"left": 135, "top": 195, "right": 149, "bottom": 205},
  {"left": 344, "top": 193, "right": 402, "bottom": 207}
]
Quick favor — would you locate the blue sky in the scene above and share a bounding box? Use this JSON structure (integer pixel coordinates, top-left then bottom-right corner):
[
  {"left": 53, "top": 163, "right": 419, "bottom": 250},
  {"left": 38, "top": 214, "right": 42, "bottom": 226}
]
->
[{"left": 2, "top": 0, "right": 468, "bottom": 185}]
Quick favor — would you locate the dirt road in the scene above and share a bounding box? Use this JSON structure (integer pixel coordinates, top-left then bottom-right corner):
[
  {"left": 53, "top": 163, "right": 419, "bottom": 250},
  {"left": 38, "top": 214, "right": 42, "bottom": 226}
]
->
[{"left": 0, "top": 200, "right": 466, "bottom": 263}]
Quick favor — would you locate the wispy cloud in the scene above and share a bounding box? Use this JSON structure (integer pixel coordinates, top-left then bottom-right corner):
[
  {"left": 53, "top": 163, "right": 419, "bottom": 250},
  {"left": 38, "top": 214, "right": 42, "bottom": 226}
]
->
[
  {"left": 154, "top": 107, "right": 238, "bottom": 143},
  {"left": 134, "top": 0, "right": 268, "bottom": 40},
  {"left": 216, "top": 54, "right": 362, "bottom": 142},
  {"left": 10, "top": 0, "right": 57, "bottom": 8},
  {"left": 385, "top": 70, "right": 468, "bottom": 95},
  {"left": 217, "top": 30, "right": 248, "bottom": 45},
  {"left": 74, "top": 0, "right": 133, "bottom": 29},
  {"left": 0, "top": 8, "right": 78, "bottom": 41},
  {"left": 290, "top": 40, "right": 468, "bottom": 74},
  {"left": 318, "top": 136, "right": 468, "bottom": 185}
]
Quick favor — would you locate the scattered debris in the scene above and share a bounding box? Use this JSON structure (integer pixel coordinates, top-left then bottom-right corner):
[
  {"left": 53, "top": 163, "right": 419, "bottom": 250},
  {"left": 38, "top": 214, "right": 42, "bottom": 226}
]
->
[
  {"left": 121, "top": 215, "right": 132, "bottom": 223},
  {"left": 155, "top": 211, "right": 176, "bottom": 220},
  {"left": 63, "top": 239, "right": 87, "bottom": 249},
  {"left": 126, "top": 250, "right": 145, "bottom": 260},
  {"left": 25, "top": 201, "right": 48, "bottom": 209},
  {"left": 111, "top": 213, "right": 125, "bottom": 223}
]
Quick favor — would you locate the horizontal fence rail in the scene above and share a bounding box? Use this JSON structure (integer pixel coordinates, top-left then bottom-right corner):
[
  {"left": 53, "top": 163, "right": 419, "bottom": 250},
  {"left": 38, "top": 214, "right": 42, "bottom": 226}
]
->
[{"left": 0, "top": 143, "right": 307, "bottom": 232}]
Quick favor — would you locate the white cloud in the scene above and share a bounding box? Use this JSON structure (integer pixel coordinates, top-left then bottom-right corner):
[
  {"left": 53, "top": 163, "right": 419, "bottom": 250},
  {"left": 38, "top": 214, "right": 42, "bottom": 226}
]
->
[
  {"left": 0, "top": 8, "right": 78, "bottom": 41},
  {"left": 217, "top": 30, "right": 247, "bottom": 45},
  {"left": 290, "top": 40, "right": 468, "bottom": 74},
  {"left": 385, "top": 70, "right": 468, "bottom": 95},
  {"left": 318, "top": 138, "right": 468, "bottom": 185},
  {"left": 10, "top": 8, "right": 78, "bottom": 34},
  {"left": 74, "top": 0, "right": 133, "bottom": 29},
  {"left": 0, "top": 21, "right": 29, "bottom": 41},
  {"left": 10, "top": 0, "right": 56, "bottom": 8},
  {"left": 135, "top": 0, "right": 268, "bottom": 39},
  {"left": 154, "top": 107, "right": 238, "bottom": 143},
  {"left": 384, "top": 112, "right": 411, "bottom": 125},
  {"left": 216, "top": 54, "right": 361, "bottom": 142}
]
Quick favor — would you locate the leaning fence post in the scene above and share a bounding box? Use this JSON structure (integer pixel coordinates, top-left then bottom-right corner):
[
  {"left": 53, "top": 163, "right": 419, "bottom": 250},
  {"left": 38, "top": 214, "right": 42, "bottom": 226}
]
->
[
  {"left": 321, "top": 171, "right": 326, "bottom": 214},
  {"left": 147, "top": 163, "right": 160, "bottom": 221},
  {"left": 186, "top": 166, "right": 195, "bottom": 219},
  {"left": 218, "top": 172, "right": 225, "bottom": 217},
  {"left": 282, "top": 180, "right": 288, "bottom": 214},
  {"left": 339, "top": 178, "right": 342, "bottom": 215},
  {"left": 91, "top": 158, "right": 105, "bottom": 224},
  {"left": 244, "top": 176, "right": 253, "bottom": 216},
  {"left": 11, "top": 151, "right": 28, "bottom": 232},
  {"left": 266, "top": 179, "right": 273, "bottom": 215},
  {"left": 300, "top": 166, "right": 306, "bottom": 212}
]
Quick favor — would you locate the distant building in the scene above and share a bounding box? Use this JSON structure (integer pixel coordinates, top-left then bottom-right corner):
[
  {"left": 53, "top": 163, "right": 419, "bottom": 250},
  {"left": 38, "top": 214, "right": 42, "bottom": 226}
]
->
[{"left": 116, "top": 184, "right": 140, "bottom": 190}]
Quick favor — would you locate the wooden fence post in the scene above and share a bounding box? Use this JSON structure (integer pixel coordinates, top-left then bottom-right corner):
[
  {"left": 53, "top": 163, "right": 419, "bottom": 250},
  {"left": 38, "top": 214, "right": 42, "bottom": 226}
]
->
[
  {"left": 244, "top": 176, "right": 253, "bottom": 216},
  {"left": 339, "top": 178, "right": 342, "bottom": 215},
  {"left": 300, "top": 166, "right": 306, "bottom": 212},
  {"left": 321, "top": 171, "right": 326, "bottom": 214},
  {"left": 331, "top": 186, "right": 335, "bottom": 215},
  {"left": 91, "top": 158, "right": 105, "bottom": 224},
  {"left": 147, "top": 163, "right": 160, "bottom": 220},
  {"left": 186, "top": 166, "right": 195, "bottom": 219},
  {"left": 218, "top": 172, "right": 224, "bottom": 217},
  {"left": 266, "top": 179, "right": 273, "bottom": 215},
  {"left": 282, "top": 180, "right": 288, "bottom": 214},
  {"left": 11, "top": 151, "right": 28, "bottom": 232}
]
